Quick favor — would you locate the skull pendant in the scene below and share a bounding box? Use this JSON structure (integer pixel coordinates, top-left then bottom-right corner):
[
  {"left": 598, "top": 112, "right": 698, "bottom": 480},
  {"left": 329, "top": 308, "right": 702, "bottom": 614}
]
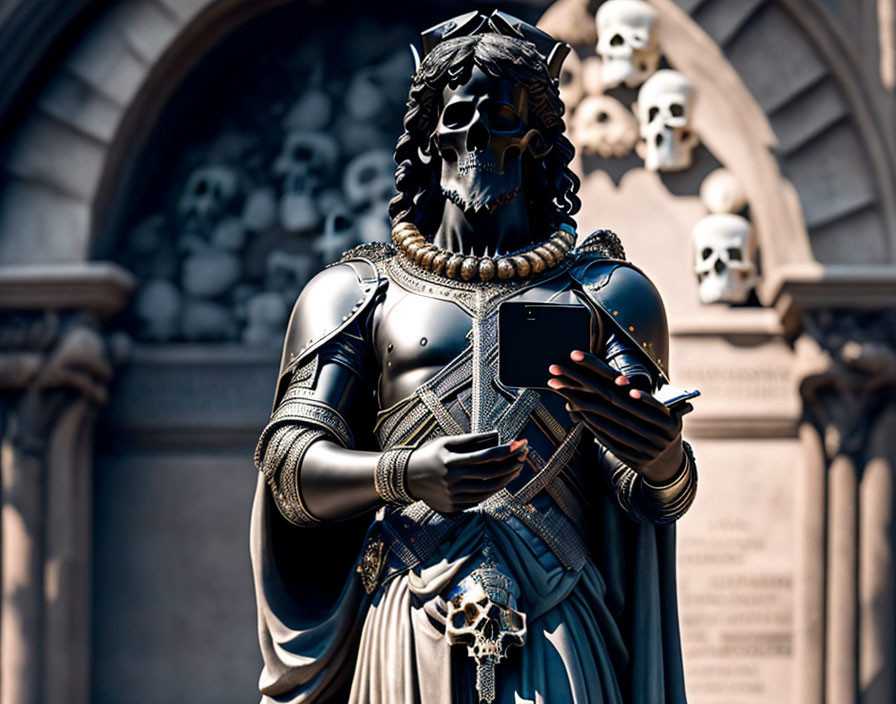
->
[{"left": 445, "top": 557, "right": 527, "bottom": 703}]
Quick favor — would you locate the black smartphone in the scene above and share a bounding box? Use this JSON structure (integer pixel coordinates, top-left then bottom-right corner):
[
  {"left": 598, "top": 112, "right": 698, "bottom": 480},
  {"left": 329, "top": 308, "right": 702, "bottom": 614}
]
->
[{"left": 498, "top": 301, "right": 595, "bottom": 389}]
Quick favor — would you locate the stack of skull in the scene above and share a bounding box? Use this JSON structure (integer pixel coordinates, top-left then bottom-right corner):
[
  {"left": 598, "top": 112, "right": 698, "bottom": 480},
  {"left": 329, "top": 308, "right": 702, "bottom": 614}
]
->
[
  {"left": 128, "top": 29, "right": 414, "bottom": 345},
  {"left": 541, "top": 0, "right": 759, "bottom": 304}
]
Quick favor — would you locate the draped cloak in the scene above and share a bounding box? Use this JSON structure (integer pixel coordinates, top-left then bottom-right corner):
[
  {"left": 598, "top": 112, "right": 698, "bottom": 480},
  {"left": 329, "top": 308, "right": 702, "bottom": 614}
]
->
[{"left": 250, "top": 242, "right": 690, "bottom": 703}]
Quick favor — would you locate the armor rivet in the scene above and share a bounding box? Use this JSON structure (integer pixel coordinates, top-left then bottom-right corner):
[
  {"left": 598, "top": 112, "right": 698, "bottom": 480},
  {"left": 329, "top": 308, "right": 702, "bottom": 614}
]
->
[
  {"left": 628, "top": 326, "right": 635, "bottom": 332},
  {"left": 343, "top": 315, "right": 348, "bottom": 321},
  {"left": 420, "top": 337, "right": 428, "bottom": 346},
  {"left": 643, "top": 342, "right": 648, "bottom": 348},
  {"left": 612, "top": 310, "right": 618, "bottom": 316},
  {"left": 357, "top": 298, "right": 365, "bottom": 304},
  {"left": 387, "top": 343, "right": 394, "bottom": 353}
]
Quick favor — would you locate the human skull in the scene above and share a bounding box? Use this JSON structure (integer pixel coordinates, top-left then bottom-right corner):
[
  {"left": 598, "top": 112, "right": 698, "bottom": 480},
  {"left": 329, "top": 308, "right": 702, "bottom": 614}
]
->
[
  {"left": 573, "top": 95, "right": 639, "bottom": 158},
  {"left": 445, "top": 560, "right": 527, "bottom": 704},
  {"left": 312, "top": 211, "right": 357, "bottom": 264},
  {"left": 434, "top": 66, "right": 547, "bottom": 217},
  {"left": 134, "top": 279, "right": 181, "bottom": 343},
  {"left": 243, "top": 292, "right": 288, "bottom": 348},
  {"left": 266, "top": 250, "right": 316, "bottom": 304},
  {"left": 692, "top": 214, "right": 759, "bottom": 304},
  {"left": 558, "top": 48, "right": 584, "bottom": 113},
  {"left": 636, "top": 70, "right": 698, "bottom": 172},
  {"left": 342, "top": 150, "right": 395, "bottom": 211},
  {"left": 699, "top": 168, "right": 748, "bottom": 214},
  {"left": 346, "top": 69, "right": 388, "bottom": 123},
  {"left": 596, "top": 0, "right": 661, "bottom": 88},
  {"left": 273, "top": 131, "right": 339, "bottom": 232},
  {"left": 178, "top": 165, "right": 240, "bottom": 234}
]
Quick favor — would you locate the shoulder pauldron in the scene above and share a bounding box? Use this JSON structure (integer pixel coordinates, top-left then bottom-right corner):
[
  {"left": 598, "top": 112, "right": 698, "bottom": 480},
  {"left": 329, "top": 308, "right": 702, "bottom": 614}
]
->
[
  {"left": 273, "top": 244, "right": 392, "bottom": 408},
  {"left": 570, "top": 237, "right": 670, "bottom": 382}
]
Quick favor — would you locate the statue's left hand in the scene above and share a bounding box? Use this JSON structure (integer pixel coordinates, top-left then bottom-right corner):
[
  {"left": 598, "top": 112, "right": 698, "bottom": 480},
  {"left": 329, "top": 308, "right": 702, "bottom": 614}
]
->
[{"left": 547, "top": 350, "right": 692, "bottom": 483}]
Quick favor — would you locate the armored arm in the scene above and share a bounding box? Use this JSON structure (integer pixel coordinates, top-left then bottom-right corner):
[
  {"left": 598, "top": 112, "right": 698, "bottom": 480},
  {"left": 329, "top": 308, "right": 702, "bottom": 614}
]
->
[
  {"left": 254, "top": 251, "right": 528, "bottom": 524},
  {"left": 254, "top": 257, "right": 386, "bottom": 525},
  {"left": 567, "top": 246, "right": 697, "bottom": 524}
]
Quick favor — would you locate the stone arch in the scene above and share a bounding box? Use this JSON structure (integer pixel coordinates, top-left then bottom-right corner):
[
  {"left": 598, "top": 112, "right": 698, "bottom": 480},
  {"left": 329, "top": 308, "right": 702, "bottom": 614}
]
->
[
  {"left": 676, "top": 0, "right": 896, "bottom": 265},
  {"left": 0, "top": 0, "right": 288, "bottom": 266}
]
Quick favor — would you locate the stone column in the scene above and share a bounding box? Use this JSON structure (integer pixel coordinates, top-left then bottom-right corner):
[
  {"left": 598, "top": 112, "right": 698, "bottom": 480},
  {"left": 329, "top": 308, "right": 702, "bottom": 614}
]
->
[
  {"left": 797, "top": 310, "right": 896, "bottom": 704},
  {"left": 0, "top": 264, "right": 133, "bottom": 704},
  {"left": 859, "top": 404, "right": 896, "bottom": 703},
  {"left": 795, "top": 420, "right": 827, "bottom": 704}
]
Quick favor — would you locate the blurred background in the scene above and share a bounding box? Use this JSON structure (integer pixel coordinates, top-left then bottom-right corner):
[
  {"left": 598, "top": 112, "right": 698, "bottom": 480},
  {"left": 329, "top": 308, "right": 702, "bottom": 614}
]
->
[{"left": 0, "top": 0, "right": 893, "bottom": 702}]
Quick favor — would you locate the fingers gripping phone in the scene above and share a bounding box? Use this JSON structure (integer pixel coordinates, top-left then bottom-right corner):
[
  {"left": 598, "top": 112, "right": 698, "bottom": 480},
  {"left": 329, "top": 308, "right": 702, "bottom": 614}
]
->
[
  {"left": 497, "top": 302, "right": 596, "bottom": 389},
  {"left": 497, "top": 301, "right": 702, "bottom": 409}
]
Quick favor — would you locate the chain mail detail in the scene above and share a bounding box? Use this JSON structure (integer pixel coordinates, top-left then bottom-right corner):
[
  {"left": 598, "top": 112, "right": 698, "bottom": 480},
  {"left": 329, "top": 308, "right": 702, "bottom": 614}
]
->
[
  {"left": 255, "top": 357, "right": 349, "bottom": 526},
  {"left": 387, "top": 250, "right": 572, "bottom": 318},
  {"left": 532, "top": 403, "right": 567, "bottom": 444},
  {"left": 269, "top": 399, "right": 354, "bottom": 449},
  {"left": 374, "top": 447, "right": 415, "bottom": 505},
  {"left": 493, "top": 389, "right": 540, "bottom": 442},
  {"left": 575, "top": 229, "right": 626, "bottom": 260},
  {"left": 258, "top": 427, "right": 329, "bottom": 527},
  {"left": 418, "top": 387, "right": 465, "bottom": 435},
  {"left": 514, "top": 423, "right": 585, "bottom": 505},
  {"left": 334, "top": 241, "right": 396, "bottom": 266}
]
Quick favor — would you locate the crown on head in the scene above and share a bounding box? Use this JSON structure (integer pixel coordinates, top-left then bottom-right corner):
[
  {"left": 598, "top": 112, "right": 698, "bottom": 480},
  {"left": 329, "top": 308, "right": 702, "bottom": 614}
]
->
[{"left": 419, "top": 9, "right": 571, "bottom": 81}]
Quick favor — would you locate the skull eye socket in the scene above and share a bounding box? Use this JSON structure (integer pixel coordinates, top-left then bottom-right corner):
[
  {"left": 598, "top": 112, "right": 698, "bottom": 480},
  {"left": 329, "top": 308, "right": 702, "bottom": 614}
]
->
[
  {"left": 648, "top": 107, "right": 659, "bottom": 122},
  {"left": 293, "top": 145, "right": 313, "bottom": 162},
  {"left": 609, "top": 33, "right": 625, "bottom": 46},
  {"left": 596, "top": 111, "right": 609, "bottom": 123},
  {"left": 463, "top": 602, "right": 481, "bottom": 622},
  {"left": 701, "top": 247, "right": 713, "bottom": 260},
  {"left": 442, "top": 102, "right": 476, "bottom": 129},
  {"left": 333, "top": 214, "right": 352, "bottom": 232},
  {"left": 195, "top": 179, "right": 208, "bottom": 195},
  {"left": 670, "top": 103, "right": 685, "bottom": 118},
  {"left": 727, "top": 247, "right": 743, "bottom": 261},
  {"left": 486, "top": 103, "right": 522, "bottom": 133},
  {"left": 357, "top": 166, "right": 378, "bottom": 183}
]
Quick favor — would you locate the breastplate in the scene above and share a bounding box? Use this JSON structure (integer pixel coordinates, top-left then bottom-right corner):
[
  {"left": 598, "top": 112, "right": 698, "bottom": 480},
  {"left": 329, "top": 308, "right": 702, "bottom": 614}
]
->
[{"left": 370, "top": 254, "right": 591, "bottom": 574}]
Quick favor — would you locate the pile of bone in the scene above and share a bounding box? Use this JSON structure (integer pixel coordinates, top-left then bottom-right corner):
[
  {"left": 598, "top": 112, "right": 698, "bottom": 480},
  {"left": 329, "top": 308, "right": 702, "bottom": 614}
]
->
[
  {"left": 127, "top": 40, "right": 414, "bottom": 345},
  {"left": 543, "top": 0, "right": 699, "bottom": 172}
]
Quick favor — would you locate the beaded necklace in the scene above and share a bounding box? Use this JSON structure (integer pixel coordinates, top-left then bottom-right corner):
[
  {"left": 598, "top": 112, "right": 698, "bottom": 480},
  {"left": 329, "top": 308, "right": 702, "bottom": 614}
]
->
[{"left": 391, "top": 222, "right": 576, "bottom": 282}]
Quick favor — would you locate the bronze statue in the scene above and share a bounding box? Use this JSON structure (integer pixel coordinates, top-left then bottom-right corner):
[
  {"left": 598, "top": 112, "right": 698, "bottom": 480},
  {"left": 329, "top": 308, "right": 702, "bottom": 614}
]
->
[{"left": 251, "top": 11, "right": 696, "bottom": 703}]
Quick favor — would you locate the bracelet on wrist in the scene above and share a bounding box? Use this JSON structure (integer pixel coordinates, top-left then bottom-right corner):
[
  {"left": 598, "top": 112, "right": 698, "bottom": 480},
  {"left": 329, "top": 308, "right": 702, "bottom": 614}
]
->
[{"left": 374, "top": 447, "right": 415, "bottom": 505}]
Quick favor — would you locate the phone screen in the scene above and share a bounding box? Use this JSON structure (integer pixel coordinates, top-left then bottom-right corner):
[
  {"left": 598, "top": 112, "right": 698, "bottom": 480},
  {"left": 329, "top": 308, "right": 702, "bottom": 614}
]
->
[{"left": 497, "top": 302, "right": 594, "bottom": 389}]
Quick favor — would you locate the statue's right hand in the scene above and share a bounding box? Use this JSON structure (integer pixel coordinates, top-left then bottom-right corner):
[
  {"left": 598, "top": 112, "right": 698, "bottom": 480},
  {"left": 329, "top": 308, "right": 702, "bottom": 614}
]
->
[{"left": 405, "top": 431, "right": 528, "bottom": 513}]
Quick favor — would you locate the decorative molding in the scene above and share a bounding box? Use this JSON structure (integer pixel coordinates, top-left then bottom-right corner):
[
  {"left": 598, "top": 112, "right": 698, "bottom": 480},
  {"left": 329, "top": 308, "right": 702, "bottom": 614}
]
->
[
  {"left": 0, "top": 261, "right": 134, "bottom": 317},
  {"left": 767, "top": 262, "right": 896, "bottom": 336}
]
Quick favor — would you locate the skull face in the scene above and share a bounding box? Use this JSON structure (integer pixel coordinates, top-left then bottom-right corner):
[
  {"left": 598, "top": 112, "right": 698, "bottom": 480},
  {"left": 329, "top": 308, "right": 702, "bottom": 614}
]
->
[
  {"left": 596, "top": 0, "right": 661, "bottom": 89},
  {"left": 573, "top": 95, "right": 639, "bottom": 158},
  {"left": 178, "top": 165, "right": 240, "bottom": 234},
  {"left": 693, "top": 214, "right": 759, "bottom": 304},
  {"left": 434, "top": 67, "right": 547, "bottom": 218},
  {"left": 636, "top": 70, "right": 698, "bottom": 172},
  {"left": 312, "top": 210, "right": 357, "bottom": 264},
  {"left": 444, "top": 560, "right": 527, "bottom": 703},
  {"left": 273, "top": 131, "right": 339, "bottom": 232},
  {"left": 342, "top": 150, "right": 395, "bottom": 210}
]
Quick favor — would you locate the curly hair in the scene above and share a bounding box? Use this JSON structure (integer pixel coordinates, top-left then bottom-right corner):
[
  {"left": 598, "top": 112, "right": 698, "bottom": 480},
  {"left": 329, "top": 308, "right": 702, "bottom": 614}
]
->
[{"left": 389, "top": 33, "right": 580, "bottom": 237}]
